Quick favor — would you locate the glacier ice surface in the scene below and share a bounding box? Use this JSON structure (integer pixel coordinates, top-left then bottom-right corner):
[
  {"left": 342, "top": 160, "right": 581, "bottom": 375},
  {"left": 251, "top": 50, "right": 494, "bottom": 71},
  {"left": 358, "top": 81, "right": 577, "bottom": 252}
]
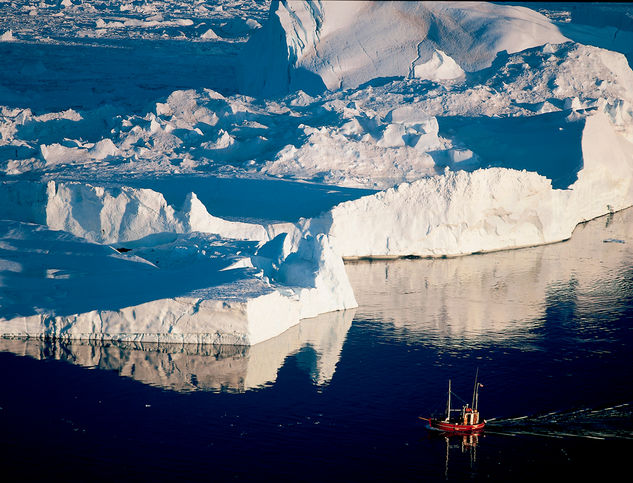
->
[{"left": 1, "top": 1, "right": 633, "bottom": 344}]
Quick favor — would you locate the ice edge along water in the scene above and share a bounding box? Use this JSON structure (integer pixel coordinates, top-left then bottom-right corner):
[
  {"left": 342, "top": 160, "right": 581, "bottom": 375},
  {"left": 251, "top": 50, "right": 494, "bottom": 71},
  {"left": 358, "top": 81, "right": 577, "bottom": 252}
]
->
[
  {"left": 1, "top": 1, "right": 633, "bottom": 345},
  {"left": 2, "top": 108, "right": 631, "bottom": 344}
]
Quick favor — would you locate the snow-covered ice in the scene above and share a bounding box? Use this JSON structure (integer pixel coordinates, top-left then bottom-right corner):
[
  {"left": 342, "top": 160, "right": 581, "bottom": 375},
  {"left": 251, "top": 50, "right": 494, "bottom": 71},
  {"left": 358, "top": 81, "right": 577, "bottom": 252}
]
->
[
  {"left": 240, "top": 1, "right": 567, "bottom": 96},
  {"left": 1, "top": 1, "right": 633, "bottom": 344}
]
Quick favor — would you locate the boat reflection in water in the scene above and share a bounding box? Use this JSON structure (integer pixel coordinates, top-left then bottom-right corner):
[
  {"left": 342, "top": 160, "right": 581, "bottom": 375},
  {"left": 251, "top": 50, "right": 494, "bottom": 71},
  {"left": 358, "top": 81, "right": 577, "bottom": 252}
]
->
[
  {"left": 442, "top": 432, "right": 480, "bottom": 479},
  {"left": 0, "top": 308, "right": 355, "bottom": 393},
  {"left": 345, "top": 208, "right": 633, "bottom": 349},
  {"left": 422, "top": 420, "right": 482, "bottom": 479}
]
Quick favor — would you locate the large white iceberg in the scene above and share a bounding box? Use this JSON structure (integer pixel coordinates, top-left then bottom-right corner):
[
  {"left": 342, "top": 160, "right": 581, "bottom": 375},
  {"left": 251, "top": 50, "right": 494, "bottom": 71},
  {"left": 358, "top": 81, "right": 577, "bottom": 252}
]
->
[
  {"left": 0, "top": 213, "right": 356, "bottom": 344},
  {"left": 294, "top": 112, "right": 633, "bottom": 258},
  {"left": 1, "top": 2, "right": 633, "bottom": 346},
  {"left": 0, "top": 176, "right": 358, "bottom": 344},
  {"left": 240, "top": 0, "right": 568, "bottom": 96}
]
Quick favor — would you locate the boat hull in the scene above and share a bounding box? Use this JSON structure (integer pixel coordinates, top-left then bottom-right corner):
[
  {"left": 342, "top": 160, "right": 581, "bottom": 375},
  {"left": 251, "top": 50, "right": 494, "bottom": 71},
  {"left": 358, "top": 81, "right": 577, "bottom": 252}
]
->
[{"left": 420, "top": 417, "right": 485, "bottom": 433}]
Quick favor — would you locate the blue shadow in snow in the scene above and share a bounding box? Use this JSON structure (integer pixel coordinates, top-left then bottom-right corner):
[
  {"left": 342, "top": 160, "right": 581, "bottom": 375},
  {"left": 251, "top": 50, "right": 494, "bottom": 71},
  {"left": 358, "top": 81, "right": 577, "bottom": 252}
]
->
[
  {"left": 125, "top": 176, "right": 377, "bottom": 224},
  {"left": 0, "top": 222, "right": 260, "bottom": 319},
  {"left": 437, "top": 111, "right": 585, "bottom": 190}
]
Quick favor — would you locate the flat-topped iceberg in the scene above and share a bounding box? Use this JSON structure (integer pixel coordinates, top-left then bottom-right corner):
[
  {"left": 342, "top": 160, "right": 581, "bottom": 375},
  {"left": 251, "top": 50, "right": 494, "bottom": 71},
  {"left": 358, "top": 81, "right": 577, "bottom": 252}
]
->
[
  {"left": 1, "top": 2, "right": 633, "bottom": 346},
  {"left": 0, "top": 214, "right": 356, "bottom": 344}
]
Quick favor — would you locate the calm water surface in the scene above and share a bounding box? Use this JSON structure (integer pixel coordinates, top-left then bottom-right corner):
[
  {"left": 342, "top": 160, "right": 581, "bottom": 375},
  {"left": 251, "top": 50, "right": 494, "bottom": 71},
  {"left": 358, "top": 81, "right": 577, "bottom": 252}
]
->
[{"left": 1, "top": 209, "right": 632, "bottom": 481}]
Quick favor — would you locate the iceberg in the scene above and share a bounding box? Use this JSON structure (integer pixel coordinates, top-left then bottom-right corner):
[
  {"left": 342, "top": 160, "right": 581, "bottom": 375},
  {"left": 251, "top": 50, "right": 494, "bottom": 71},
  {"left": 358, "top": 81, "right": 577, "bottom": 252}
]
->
[
  {"left": 240, "top": 0, "right": 568, "bottom": 96},
  {"left": 296, "top": 112, "right": 633, "bottom": 258},
  {"left": 0, "top": 195, "right": 357, "bottom": 344},
  {"left": 1, "top": 1, "right": 633, "bottom": 346}
]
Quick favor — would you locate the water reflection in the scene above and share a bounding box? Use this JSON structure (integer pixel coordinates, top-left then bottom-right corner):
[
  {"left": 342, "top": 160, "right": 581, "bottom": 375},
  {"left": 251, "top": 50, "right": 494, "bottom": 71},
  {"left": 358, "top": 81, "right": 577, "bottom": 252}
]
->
[
  {"left": 345, "top": 208, "right": 633, "bottom": 349},
  {"left": 0, "top": 308, "right": 355, "bottom": 393},
  {"left": 443, "top": 433, "right": 479, "bottom": 479}
]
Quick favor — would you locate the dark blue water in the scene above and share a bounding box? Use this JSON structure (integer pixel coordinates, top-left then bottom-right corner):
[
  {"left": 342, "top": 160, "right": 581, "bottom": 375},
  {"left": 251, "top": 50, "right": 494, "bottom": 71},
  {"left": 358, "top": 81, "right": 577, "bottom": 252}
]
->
[{"left": 1, "top": 209, "right": 632, "bottom": 481}]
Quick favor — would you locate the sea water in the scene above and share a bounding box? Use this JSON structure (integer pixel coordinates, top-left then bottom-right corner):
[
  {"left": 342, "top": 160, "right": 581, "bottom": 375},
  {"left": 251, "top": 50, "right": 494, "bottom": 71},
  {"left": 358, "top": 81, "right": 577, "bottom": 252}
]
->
[{"left": 0, "top": 209, "right": 631, "bottom": 481}]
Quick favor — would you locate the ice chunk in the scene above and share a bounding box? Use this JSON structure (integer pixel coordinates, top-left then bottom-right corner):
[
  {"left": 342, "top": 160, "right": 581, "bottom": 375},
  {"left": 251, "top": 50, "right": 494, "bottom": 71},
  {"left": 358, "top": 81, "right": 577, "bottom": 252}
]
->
[
  {"left": 201, "top": 28, "right": 219, "bottom": 40},
  {"left": 0, "top": 30, "right": 15, "bottom": 42},
  {"left": 412, "top": 47, "right": 465, "bottom": 82}
]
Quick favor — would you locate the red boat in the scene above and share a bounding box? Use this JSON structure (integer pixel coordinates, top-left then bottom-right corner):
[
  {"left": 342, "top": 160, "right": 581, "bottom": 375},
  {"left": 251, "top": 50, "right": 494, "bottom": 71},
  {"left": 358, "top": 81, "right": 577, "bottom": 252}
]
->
[{"left": 420, "top": 371, "right": 485, "bottom": 433}]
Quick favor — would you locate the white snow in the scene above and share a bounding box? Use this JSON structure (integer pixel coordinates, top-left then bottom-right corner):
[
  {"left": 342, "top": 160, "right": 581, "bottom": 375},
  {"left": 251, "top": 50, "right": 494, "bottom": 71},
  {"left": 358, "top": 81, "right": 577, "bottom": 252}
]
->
[
  {"left": 296, "top": 112, "right": 633, "bottom": 258},
  {"left": 1, "top": 1, "right": 633, "bottom": 346},
  {"left": 0, "top": 29, "right": 15, "bottom": 41},
  {"left": 240, "top": 0, "right": 567, "bottom": 96}
]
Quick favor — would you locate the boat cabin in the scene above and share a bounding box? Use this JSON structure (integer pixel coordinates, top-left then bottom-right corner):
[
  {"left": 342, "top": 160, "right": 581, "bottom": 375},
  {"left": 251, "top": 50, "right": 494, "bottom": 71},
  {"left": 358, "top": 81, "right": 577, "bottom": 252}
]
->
[{"left": 462, "top": 407, "right": 479, "bottom": 425}]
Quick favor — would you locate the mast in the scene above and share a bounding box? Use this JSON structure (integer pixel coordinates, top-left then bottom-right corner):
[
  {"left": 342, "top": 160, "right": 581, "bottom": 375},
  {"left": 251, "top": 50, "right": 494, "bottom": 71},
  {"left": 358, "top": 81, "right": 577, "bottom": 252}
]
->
[
  {"left": 446, "top": 379, "right": 452, "bottom": 421},
  {"left": 471, "top": 368, "right": 479, "bottom": 410}
]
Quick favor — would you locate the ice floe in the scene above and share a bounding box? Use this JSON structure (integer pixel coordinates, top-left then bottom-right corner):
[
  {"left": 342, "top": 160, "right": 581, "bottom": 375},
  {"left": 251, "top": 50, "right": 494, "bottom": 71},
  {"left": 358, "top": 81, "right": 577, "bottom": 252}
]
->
[{"left": 1, "top": 1, "right": 633, "bottom": 345}]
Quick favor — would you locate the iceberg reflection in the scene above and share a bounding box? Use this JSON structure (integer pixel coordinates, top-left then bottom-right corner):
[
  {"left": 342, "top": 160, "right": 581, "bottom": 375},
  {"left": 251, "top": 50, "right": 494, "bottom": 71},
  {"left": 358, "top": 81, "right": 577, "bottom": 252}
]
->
[
  {"left": 0, "top": 308, "right": 355, "bottom": 393},
  {"left": 345, "top": 208, "right": 633, "bottom": 348}
]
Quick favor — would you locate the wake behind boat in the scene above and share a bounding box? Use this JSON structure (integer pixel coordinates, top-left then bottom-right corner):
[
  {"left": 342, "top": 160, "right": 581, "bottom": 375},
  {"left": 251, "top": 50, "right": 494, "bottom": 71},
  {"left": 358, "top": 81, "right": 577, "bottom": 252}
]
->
[{"left": 420, "top": 370, "right": 485, "bottom": 433}]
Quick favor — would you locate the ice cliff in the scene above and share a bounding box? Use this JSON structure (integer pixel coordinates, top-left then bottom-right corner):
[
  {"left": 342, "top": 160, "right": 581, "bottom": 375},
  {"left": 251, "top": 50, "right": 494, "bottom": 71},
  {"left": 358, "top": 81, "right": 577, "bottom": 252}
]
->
[
  {"left": 0, "top": 182, "right": 357, "bottom": 344},
  {"left": 303, "top": 112, "right": 633, "bottom": 258}
]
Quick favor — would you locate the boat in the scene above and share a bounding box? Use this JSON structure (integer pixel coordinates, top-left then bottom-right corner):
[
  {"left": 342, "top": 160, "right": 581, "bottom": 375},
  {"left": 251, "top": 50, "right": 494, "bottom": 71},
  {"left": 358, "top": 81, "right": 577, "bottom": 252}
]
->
[{"left": 420, "top": 370, "right": 485, "bottom": 433}]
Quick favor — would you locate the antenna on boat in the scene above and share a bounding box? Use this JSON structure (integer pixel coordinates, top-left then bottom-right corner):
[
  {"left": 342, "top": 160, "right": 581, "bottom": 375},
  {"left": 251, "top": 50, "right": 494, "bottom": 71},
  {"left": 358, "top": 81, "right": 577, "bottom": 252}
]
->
[
  {"left": 446, "top": 379, "right": 452, "bottom": 421},
  {"left": 471, "top": 368, "right": 479, "bottom": 410}
]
